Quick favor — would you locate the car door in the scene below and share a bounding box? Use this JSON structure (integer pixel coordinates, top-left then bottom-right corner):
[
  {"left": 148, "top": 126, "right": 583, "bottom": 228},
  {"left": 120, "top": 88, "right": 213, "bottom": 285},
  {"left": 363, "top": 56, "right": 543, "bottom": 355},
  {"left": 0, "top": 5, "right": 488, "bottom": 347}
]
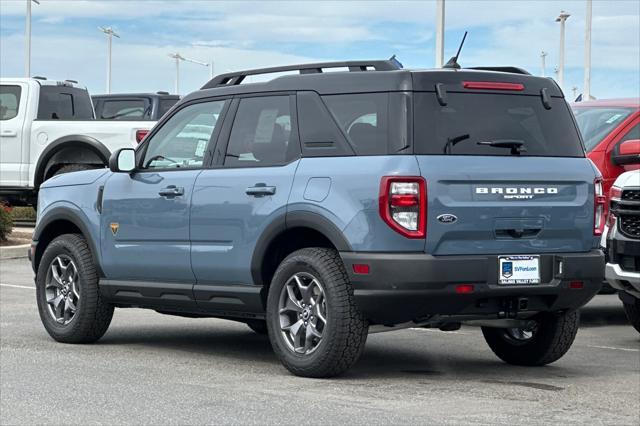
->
[
  {"left": 100, "top": 98, "right": 229, "bottom": 307},
  {"left": 190, "top": 94, "right": 300, "bottom": 313},
  {"left": 0, "top": 83, "right": 28, "bottom": 187}
]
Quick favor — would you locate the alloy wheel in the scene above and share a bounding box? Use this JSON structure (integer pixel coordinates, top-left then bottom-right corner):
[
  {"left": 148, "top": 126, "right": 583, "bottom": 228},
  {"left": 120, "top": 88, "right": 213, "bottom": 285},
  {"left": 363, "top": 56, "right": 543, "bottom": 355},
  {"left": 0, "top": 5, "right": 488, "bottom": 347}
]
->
[{"left": 45, "top": 255, "right": 80, "bottom": 325}]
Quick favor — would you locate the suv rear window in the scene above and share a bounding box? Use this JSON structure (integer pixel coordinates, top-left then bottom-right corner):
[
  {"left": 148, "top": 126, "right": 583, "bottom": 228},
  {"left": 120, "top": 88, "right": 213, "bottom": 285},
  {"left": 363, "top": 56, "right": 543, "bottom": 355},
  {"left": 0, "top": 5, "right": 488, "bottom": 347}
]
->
[
  {"left": 414, "top": 93, "right": 585, "bottom": 157},
  {"left": 158, "top": 98, "right": 179, "bottom": 117},
  {"left": 100, "top": 99, "right": 148, "bottom": 120}
]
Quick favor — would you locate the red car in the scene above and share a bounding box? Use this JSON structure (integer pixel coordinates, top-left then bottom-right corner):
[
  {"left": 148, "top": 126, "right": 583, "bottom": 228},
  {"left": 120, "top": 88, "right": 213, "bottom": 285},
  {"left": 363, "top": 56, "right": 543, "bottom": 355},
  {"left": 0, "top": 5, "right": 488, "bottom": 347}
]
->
[{"left": 572, "top": 98, "right": 640, "bottom": 210}]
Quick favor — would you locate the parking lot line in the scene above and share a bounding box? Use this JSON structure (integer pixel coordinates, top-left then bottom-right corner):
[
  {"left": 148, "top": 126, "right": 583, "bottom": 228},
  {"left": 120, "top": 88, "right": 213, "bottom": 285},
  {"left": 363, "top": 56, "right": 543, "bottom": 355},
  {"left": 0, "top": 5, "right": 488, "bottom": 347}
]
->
[
  {"left": 586, "top": 345, "right": 639, "bottom": 352},
  {"left": 0, "top": 283, "right": 34, "bottom": 290}
]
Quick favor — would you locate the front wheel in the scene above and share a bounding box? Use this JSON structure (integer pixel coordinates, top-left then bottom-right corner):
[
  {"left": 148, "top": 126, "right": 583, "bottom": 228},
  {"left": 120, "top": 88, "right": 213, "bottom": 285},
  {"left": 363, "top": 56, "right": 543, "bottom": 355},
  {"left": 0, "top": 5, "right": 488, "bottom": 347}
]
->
[
  {"left": 482, "top": 311, "right": 579, "bottom": 366},
  {"left": 622, "top": 299, "right": 640, "bottom": 333},
  {"left": 266, "top": 248, "right": 368, "bottom": 378}
]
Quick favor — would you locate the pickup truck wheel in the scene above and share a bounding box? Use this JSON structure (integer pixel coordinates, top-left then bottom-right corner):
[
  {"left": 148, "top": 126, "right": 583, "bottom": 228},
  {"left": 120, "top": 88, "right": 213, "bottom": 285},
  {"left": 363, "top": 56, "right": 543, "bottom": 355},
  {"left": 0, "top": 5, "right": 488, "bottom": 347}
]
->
[
  {"left": 246, "top": 319, "right": 268, "bottom": 335},
  {"left": 622, "top": 299, "right": 640, "bottom": 333},
  {"left": 266, "top": 248, "right": 368, "bottom": 378},
  {"left": 482, "top": 310, "right": 579, "bottom": 366},
  {"left": 53, "top": 164, "right": 97, "bottom": 177},
  {"left": 36, "top": 234, "right": 114, "bottom": 343}
]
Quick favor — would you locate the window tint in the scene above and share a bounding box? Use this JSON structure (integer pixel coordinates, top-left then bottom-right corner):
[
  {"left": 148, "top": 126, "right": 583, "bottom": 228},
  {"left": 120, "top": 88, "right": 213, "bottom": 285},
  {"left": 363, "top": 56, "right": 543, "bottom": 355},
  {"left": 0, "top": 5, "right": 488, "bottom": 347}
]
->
[
  {"left": 414, "top": 93, "right": 584, "bottom": 157},
  {"left": 572, "top": 107, "right": 634, "bottom": 151},
  {"left": 619, "top": 124, "right": 640, "bottom": 146},
  {"left": 224, "top": 96, "right": 295, "bottom": 167},
  {"left": 158, "top": 98, "right": 179, "bottom": 118},
  {"left": 142, "top": 100, "right": 226, "bottom": 170},
  {"left": 100, "top": 99, "right": 148, "bottom": 120},
  {"left": 37, "top": 86, "right": 93, "bottom": 120},
  {"left": 322, "top": 93, "right": 390, "bottom": 155},
  {"left": 0, "top": 85, "right": 21, "bottom": 120}
]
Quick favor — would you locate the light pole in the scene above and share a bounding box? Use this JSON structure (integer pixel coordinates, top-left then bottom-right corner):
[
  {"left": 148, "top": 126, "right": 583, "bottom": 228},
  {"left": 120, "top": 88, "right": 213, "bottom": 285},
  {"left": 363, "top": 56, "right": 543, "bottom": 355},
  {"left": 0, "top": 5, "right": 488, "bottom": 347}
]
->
[
  {"left": 435, "top": 0, "right": 445, "bottom": 68},
  {"left": 583, "top": 0, "right": 592, "bottom": 101},
  {"left": 555, "top": 10, "right": 570, "bottom": 89},
  {"left": 99, "top": 26, "right": 120, "bottom": 94},
  {"left": 168, "top": 53, "right": 209, "bottom": 95},
  {"left": 25, "top": 0, "right": 40, "bottom": 78},
  {"left": 540, "top": 50, "right": 548, "bottom": 77}
]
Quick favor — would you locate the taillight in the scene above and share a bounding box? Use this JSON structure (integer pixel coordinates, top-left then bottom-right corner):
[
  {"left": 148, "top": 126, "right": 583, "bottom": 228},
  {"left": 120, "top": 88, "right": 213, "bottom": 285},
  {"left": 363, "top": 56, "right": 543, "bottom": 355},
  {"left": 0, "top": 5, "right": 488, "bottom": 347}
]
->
[
  {"left": 379, "top": 176, "right": 426, "bottom": 239},
  {"left": 594, "top": 177, "right": 606, "bottom": 236},
  {"left": 136, "top": 129, "right": 150, "bottom": 143}
]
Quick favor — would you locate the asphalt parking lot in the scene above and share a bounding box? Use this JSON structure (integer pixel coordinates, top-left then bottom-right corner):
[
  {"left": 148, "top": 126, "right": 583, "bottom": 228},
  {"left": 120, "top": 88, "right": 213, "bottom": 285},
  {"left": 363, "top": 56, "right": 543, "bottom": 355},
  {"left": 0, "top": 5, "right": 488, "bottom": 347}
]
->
[{"left": 0, "top": 257, "right": 638, "bottom": 425}]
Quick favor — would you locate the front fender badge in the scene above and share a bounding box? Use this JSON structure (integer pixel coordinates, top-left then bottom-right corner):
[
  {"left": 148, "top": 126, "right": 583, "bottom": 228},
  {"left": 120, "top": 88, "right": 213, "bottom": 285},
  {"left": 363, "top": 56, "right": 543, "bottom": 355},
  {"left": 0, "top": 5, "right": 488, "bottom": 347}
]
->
[
  {"left": 110, "top": 223, "right": 119, "bottom": 236},
  {"left": 437, "top": 214, "right": 458, "bottom": 224}
]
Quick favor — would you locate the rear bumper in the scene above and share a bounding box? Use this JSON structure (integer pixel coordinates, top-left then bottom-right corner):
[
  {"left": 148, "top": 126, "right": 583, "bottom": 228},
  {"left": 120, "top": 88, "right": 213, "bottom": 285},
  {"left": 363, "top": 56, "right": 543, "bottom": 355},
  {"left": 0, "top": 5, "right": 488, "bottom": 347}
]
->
[{"left": 340, "top": 250, "right": 604, "bottom": 325}]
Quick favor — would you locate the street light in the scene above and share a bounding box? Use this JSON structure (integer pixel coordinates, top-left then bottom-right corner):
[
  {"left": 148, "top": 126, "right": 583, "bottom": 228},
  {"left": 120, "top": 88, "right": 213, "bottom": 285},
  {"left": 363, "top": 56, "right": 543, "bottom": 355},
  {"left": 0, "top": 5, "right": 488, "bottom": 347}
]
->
[
  {"left": 583, "top": 0, "right": 592, "bottom": 101},
  {"left": 555, "top": 10, "right": 570, "bottom": 89},
  {"left": 25, "top": 0, "right": 40, "bottom": 78},
  {"left": 435, "top": 0, "right": 445, "bottom": 68},
  {"left": 168, "top": 52, "right": 209, "bottom": 95},
  {"left": 99, "top": 26, "right": 120, "bottom": 94},
  {"left": 540, "top": 50, "right": 548, "bottom": 77}
]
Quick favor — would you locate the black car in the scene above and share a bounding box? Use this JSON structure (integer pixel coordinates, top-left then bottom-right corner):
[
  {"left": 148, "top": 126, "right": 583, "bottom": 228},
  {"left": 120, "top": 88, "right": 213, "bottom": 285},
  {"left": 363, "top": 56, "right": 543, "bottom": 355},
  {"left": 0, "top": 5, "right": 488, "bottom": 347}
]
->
[{"left": 92, "top": 92, "right": 180, "bottom": 121}]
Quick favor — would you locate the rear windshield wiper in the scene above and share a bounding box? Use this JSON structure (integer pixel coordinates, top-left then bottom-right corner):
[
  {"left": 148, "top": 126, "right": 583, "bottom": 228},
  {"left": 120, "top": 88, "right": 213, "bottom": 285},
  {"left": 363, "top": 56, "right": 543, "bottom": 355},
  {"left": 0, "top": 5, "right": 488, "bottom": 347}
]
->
[
  {"left": 443, "top": 134, "right": 470, "bottom": 154},
  {"left": 477, "top": 139, "right": 527, "bottom": 155}
]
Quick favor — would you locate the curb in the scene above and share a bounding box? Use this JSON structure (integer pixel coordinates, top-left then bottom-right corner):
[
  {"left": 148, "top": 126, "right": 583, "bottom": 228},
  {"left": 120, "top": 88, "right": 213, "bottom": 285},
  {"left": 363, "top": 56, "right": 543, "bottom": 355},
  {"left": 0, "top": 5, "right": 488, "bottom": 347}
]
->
[{"left": 0, "top": 244, "right": 30, "bottom": 260}]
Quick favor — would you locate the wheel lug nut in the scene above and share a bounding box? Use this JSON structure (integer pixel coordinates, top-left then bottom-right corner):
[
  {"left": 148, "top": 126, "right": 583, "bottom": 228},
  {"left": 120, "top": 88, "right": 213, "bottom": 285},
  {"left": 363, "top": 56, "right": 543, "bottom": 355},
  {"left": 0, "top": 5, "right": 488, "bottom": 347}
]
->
[{"left": 304, "top": 321, "right": 308, "bottom": 325}]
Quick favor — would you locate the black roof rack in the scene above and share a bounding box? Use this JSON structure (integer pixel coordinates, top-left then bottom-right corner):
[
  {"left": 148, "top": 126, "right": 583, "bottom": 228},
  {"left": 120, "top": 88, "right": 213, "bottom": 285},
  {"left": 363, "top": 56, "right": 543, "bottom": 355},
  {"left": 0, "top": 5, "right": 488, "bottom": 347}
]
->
[
  {"left": 201, "top": 59, "right": 402, "bottom": 89},
  {"left": 466, "top": 66, "right": 531, "bottom": 75}
]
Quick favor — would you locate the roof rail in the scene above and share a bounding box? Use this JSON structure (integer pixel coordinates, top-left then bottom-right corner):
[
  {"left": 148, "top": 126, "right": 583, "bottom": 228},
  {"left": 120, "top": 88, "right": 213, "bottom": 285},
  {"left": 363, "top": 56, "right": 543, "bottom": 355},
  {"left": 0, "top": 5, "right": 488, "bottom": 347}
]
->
[
  {"left": 156, "top": 91, "right": 170, "bottom": 95},
  {"left": 65, "top": 79, "right": 78, "bottom": 84},
  {"left": 201, "top": 59, "right": 402, "bottom": 89},
  {"left": 32, "top": 76, "right": 47, "bottom": 80},
  {"left": 466, "top": 66, "right": 531, "bottom": 75}
]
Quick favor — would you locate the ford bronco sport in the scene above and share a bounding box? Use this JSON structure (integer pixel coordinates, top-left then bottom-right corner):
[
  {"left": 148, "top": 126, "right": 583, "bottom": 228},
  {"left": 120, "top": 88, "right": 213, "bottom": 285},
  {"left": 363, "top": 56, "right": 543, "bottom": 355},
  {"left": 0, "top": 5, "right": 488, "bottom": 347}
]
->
[{"left": 31, "top": 60, "right": 604, "bottom": 378}]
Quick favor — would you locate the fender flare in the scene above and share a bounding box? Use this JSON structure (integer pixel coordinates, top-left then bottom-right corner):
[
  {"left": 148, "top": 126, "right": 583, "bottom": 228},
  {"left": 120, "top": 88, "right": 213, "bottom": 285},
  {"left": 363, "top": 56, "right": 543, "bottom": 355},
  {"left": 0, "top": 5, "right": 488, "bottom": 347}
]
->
[
  {"left": 250, "top": 210, "right": 352, "bottom": 287},
  {"left": 34, "top": 135, "right": 111, "bottom": 188},
  {"left": 33, "top": 204, "right": 103, "bottom": 276}
]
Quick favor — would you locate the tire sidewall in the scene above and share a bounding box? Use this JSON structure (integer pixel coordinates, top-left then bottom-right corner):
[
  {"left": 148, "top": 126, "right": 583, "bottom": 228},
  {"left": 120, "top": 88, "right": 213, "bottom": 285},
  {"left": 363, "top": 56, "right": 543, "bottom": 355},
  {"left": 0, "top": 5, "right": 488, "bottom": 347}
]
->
[{"left": 36, "top": 236, "right": 96, "bottom": 340}]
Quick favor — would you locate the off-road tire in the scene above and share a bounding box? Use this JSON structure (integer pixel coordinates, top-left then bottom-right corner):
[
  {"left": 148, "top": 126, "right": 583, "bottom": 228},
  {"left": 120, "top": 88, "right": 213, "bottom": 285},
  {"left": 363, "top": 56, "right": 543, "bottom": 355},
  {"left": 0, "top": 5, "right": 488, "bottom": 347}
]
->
[
  {"left": 266, "top": 248, "right": 368, "bottom": 378},
  {"left": 53, "top": 164, "right": 97, "bottom": 177},
  {"left": 36, "top": 234, "right": 114, "bottom": 343},
  {"left": 246, "top": 319, "right": 268, "bottom": 335},
  {"left": 482, "top": 310, "right": 580, "bottom": 366},
  {"left": 622, "top": 299, "right": 640, "bottom": 333}
]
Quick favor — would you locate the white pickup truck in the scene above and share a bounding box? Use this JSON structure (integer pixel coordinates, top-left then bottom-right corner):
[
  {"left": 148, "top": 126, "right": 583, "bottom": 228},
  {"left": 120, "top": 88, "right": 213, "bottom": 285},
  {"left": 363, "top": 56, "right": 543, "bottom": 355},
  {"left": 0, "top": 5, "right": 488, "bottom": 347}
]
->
[{"left": 0, "top": 78, "right": 154, "bottom": 205}]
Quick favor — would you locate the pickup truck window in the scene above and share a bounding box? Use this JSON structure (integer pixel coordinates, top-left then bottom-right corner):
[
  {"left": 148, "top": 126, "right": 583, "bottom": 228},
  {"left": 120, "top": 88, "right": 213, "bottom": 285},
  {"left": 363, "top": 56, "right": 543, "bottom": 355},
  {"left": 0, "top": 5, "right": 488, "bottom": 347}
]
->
[
  {"left": 142, "top": 100, "right": 226, "bottom": 170},
  {"left": 0, "top": 85, "right": 21, "bottom": 121},
  {"left": 101, "top": 99, "right": 148, "bottom": 120},
  {"left": 37, "top": 86, "right": 93, "bottom": 120},
  {"left": 572, "top": 107, "right": 634, "bottom": 151}
]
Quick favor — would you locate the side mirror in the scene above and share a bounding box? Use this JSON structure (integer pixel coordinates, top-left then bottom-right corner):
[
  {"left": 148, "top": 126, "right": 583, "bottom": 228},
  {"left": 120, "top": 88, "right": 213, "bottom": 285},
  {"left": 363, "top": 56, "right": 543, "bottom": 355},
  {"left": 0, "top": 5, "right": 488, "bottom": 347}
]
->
[
  {"left": 109, "top": 148, "right": 136, "bottom": 173},
  {"left": 612, "top": 139, "right": 640, "bottom": 166}
]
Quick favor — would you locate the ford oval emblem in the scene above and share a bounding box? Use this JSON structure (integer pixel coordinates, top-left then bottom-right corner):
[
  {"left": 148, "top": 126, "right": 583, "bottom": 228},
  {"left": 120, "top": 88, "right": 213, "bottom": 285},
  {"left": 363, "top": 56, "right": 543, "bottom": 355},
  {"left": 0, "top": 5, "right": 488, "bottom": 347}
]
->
[{"left": 437, "top": 214, "right": 458, "bottom": 224}]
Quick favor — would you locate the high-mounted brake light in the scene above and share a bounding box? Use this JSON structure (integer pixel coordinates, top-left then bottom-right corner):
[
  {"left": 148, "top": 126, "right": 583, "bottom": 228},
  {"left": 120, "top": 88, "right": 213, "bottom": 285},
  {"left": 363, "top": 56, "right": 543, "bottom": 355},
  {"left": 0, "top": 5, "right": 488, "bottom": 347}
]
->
[
  {"left": 463, "top": 81, "right": 525, "bottom": 91},
  {"left": 136, "top": 129, "right": 150, "bottom": 143},
  {"left": 379, "top": 176, "right": 426, "bottom": 239},
  {"left": 594, "top": 177, "right": 606, "bottom": 236}
]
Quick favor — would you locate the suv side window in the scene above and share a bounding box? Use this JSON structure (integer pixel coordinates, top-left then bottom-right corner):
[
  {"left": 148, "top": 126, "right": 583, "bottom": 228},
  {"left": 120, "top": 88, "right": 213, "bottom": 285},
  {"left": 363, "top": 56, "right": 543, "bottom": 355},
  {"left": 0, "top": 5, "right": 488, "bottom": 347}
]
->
[
  {"left": 0, "top": 85, "right": 21, "bottom": 120},
  {"left": 141, "top": 100, "right": 226, "bottom": 170},
  {"left": 322, "top": 93, "right": 390, "bottom": 155},
  {"left": 224, "top": 96, "right": 295, "bottom": 167}
]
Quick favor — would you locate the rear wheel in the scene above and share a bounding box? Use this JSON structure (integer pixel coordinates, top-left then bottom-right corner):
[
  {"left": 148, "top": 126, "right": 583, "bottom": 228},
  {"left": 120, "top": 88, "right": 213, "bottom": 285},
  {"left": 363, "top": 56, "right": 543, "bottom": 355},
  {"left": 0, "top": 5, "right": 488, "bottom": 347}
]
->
[
  {"left": 482, "top": 311, "right": 579, "bottom": 366},
  {"left": 266, "top": 248, "right": 368, "bottom": 378},
  {"left": 53, "top": 164, "right": 97, "bottom": 177},
  {"left": 622, "top": 299, "right": 640, "bottom": 333},
  {"left": 36, "top": 234, "right": 114, "bottom": 343}
]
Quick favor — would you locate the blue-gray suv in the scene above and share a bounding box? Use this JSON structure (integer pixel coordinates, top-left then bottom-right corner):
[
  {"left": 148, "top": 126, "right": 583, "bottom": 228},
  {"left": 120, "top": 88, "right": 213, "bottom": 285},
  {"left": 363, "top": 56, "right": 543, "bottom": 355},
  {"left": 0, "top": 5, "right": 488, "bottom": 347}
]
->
[{"left": 31, "top": 60, "right": 605, "bottom": 377}]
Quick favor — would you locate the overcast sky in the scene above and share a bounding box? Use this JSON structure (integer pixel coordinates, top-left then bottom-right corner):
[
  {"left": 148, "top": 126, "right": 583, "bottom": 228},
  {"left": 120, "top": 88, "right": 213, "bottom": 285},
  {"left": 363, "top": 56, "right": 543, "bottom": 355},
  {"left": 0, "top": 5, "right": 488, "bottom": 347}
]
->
[{"left": 1, "top": 0, "right": 639, "bottom": 99}]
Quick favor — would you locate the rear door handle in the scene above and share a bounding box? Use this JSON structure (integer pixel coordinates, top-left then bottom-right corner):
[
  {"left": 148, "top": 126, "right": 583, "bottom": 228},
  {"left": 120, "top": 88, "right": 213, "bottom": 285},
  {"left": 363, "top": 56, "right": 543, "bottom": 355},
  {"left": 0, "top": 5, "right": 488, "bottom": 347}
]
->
[
  {"left": 1, "top": 130, "right": 17, "bottom": 137},
  {"left": 158, "top": 185, "right": 184, "bottom": 197},
  {"left": 246, "top": 184, "right": 276, "bottom": 197}
]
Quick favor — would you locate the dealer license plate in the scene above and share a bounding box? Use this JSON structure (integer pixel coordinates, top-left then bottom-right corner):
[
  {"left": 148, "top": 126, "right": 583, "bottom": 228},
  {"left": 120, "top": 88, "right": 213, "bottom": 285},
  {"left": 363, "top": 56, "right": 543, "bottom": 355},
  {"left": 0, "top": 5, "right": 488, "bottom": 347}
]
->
[{"left": 498, "top": 255, "right": 540, "bottom": 285}]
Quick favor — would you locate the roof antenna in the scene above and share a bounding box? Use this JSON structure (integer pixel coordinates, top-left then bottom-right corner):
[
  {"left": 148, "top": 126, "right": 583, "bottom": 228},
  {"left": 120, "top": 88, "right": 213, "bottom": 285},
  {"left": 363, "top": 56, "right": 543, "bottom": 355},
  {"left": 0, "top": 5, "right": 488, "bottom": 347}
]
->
[{"left": 443, "top": 31, "right": 468, "bottom": 69}]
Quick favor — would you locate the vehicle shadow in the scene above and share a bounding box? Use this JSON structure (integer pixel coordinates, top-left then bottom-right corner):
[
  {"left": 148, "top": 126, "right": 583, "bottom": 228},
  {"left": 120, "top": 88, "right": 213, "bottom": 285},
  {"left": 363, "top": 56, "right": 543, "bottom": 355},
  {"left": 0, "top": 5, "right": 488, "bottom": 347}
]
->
[{"left": 579, "top": 298, "right": 628, "bottom": 327}]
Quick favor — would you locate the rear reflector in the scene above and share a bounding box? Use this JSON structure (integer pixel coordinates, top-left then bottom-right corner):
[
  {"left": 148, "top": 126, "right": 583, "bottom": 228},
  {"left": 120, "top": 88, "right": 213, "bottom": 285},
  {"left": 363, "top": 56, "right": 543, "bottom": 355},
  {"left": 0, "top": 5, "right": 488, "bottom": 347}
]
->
[
  {"left": 569, "top": 281, "right": 584, "bottom": 289},
  {"left": 463, "top": 81, "right": 525, "bottom": 91},
  {"left": 455, "top": 284, "right": 475, "bottom": 294},
  {"left": 352, "top": 264, "right": 370, "bottom": 275}
]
